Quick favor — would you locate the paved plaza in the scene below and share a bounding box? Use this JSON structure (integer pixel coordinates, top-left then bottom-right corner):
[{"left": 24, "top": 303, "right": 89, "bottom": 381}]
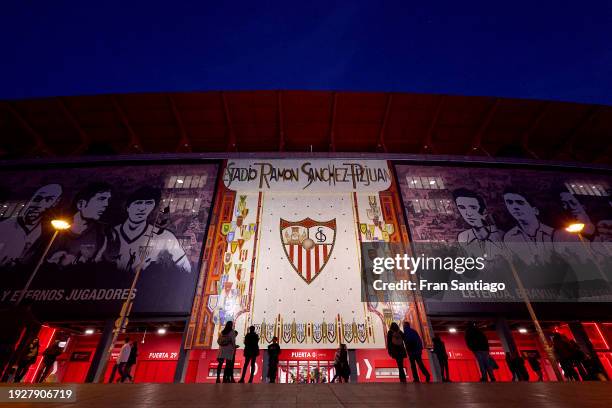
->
[{"left": 1, "top": 382, "right": 611, "bottom": 408}]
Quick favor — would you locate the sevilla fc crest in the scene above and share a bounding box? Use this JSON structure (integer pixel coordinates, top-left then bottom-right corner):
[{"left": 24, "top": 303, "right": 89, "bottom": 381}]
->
[{"left": 280, "top": 218, "right": 336, "bottom": 284}]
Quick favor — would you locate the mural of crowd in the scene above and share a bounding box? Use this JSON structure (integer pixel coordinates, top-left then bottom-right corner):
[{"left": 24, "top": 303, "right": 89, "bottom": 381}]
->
[
  {"left": 0, "top": 164, "right": 217, "bottom": 316},
  {"left": 396, "top": 165, "right": 612, "bottom": 299},
  {"left": 1, "top": 183, "right": 190, "bottom": 272}
]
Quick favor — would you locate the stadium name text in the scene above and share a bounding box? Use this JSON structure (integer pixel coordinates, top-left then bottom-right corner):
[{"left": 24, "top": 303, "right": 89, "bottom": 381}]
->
[{"left": 224, "top": 161, "right": 390, "bottom": 189}]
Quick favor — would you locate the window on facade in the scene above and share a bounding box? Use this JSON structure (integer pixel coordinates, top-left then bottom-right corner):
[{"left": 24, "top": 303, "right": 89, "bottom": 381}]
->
[
  {"left": 565, "top": 182, "right": 608, "bottom": 196},
  {"left": 163, "top": 197, "right": 202, "bottom": 214},
  {"left": 166, "top": 174, "right": 208, "bottom": 189},
  {"left": 0, "top": 202, "right": 26, "bottom": 219},
  {"left": 410, "top": 199, "right": 452, "bottom": 214},
  {"left": 406, "top": 175, "right": 445, "bottom": 190}
]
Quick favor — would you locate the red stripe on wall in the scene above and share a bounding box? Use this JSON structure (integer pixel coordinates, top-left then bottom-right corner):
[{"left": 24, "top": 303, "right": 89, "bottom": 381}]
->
[
  {"left": 323, "top": 244, "right": 329, "bottom": 261},
  {"left": 289, "top": 244, "right": 294, "bottom": 263},
  {"left": 306, "top": 247, "right": 312, "bottom": 282},
  {"left": 298, "top": 245, "right": 303, "bottom": 275},
  {"left": 314, "top": 245, "right": 320, "bottom": 276}
]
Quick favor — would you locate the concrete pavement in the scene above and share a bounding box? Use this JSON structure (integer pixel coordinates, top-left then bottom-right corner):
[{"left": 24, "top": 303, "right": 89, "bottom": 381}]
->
[{"left": 0, "top": 382, "right": 611, "bottom": 407}]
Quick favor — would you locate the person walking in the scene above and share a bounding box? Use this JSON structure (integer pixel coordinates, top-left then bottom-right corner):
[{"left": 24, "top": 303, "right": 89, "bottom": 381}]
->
[
  {"left": 432, "top": 336, "right": 450, "bottom": 382},
  {"left": 330, "top": 344, "right": 350, "bottom": 383},
  {"left": 512, "top": 351, "right": 529, "bottom": 381},
  {"left": 506, "top": 352, "right": 520, "bottom": 381},
  {"left": 568, "top": 339, "right": 588, "bottom": 380},
  {"left": 121, "top": 340, "right": 138, "bottom": 383},
  {"left": 465, "top": 322, "right": 495, "bottom": 382},
  {"left": 267, "top": 336, "right": 281, "bottom": 383},
  {"left": 14, "top": 338, "right": 39, "bottom": 383},
  {"left": 403, "top": 322, "right": 430, "bottom": 383},
  {"left": 526, "top": 352, "right": 543, "bottom": 381},
  {"left": 108, "top": 361, "right": 119, "bottom": 383},
  {"left": 116, "top": 337, "right": 132, "bottom": 383},
  {"left": 552, "top": 333, "right": 580, "bottom": 381},
  {"left": 339, "top": 344, "right": 351, "bottom": 382},
  {"left": 216, "top": 321, "right": 237, "bottom": 383},
  {"left": 227, "top": 329, "right": 239, "bottom": 382},
  {"left": 36, "top": 340, "right": 63, "bottom": 383},
  {"left": 386, "top": 322, "right": 407, "bottom": 383},
  {"left": 239, "top": 326, "right": 259, "bottom": 383}
]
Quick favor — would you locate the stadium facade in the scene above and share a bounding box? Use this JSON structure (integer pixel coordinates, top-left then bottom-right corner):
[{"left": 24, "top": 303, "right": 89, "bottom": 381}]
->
[{"left": 0, "top": 91, "right": 610, "bottom": 383}]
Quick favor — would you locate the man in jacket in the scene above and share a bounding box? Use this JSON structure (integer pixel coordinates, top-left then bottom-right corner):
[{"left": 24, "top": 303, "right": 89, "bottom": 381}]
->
[
  {"left": 386, "top": 322, "right": 407, "bottom": 383},
  {"left": 267, "top": 337, "right": 281, "bottom": 383},
  {"left": 465, "top": 322, "right": 495, "bottom": 382},
  {"left": 116, "top": 337, "right": 131, "bottom": 383},
  {"left": 14, "top": 338, "right": 39, "bottom": 382},
  {"left": 121, "top": 340, "right": 138, "bottom": 383},
  {"left": 36, "top": 340, "right": 63, "bottom": 383},
  {"left": 239, "top": 326, "right": 259, "bottom": 383},
  {"left": 403, "top": 322, "right": 430, "bottom": 383}
]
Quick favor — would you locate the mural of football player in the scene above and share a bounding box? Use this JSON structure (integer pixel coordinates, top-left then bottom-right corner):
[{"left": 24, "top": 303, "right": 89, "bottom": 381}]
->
[
  {"left": 557, "top": 190, "right": 612, "bottom": 264},
  {"left": 503, "top": 188, "right": 578, "bottom": 264},
  {"left": 0, "top": 184, "right": 63, "bottom": 266},
  {"left": 452, "top": 188, "right": 504, "bottom": 258},
  {"left": 559, "top": 190, "right": 597, "bottom": 236},
  {"left": 113, "top": 186, "right": 191, "bottom": 273},
  {"left": 592, "top": 220, "right": 612, "bottom": 259},
  {"left": 46, "top": 182, "right": 113, "bottom": 265}
]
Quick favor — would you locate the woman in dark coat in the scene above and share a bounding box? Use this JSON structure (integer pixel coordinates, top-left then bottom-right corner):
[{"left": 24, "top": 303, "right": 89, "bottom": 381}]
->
[
  {"left": 15, "top": 338, "right": 39, "bottom": 382},
  {"left": 331, "top": 344, "right": 350, "bottom": 382},
  {"left": 432, "top": 336, "right": 450, "bottom": 382},
  {"left": 239, "top": 325, "right": 259, "bottom": 383},
  {"left": 122, "top": 341, "right": 138, "bottom": 383},
  {"left": 387, "top": 322, "right": 407, "bottom": 383},
  {"left": 216, "top": 321, "right": 237, "bottom": 383}
]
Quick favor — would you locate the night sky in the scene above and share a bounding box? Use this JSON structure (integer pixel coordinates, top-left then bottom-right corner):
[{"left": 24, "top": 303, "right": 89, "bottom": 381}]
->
[{"left": 1, "top": 1, "right": 611, "bottom": 104}]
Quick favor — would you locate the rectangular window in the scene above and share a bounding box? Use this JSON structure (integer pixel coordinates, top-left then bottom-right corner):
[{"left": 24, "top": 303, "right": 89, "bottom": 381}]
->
[
  {"left": 0, "top": 202, "right": 25, "bottom": 219},
  {"left": 198, "top": 174, "right": 208, "bottom": 188},
  {"left": 406, "top": 176, "right": 413, "bottom": 189},
  {"left": 566, "top": 181, "right": 608, "bottom": 196},
  {"left": 428, "top": 177, "right": 438, "bottom": 189},
  {"left": 183, "top": 176, "right": 192, "bottom": 189},
  {"left": 190, "top": 175, "right": 200, "bottom": 189},
  {"left": 406, "top": 175, "right": 447, "bottom": 190},
  {"left": 192, "top": 198, "right": 202, "bottom": 213},
  {"left": 169, "top": 199, "right": 178, "bottom": 213},
  {"left": 175, "top": 176, "right": 186, "bottom": 188},
  {"left": 166, "top": 176, "right": 177, "bottom": 189}
]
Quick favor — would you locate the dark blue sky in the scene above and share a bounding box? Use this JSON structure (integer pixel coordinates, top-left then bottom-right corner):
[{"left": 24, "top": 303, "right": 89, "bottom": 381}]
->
[{"left": 2, "top": 1, "right": 611, "bottom": 104}]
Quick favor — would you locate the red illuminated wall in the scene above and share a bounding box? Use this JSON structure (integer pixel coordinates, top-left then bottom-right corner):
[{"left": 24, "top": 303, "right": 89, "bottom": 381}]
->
[
  {"left": 21, "top": 326, "right": 57, "bottom": 383},
  {"left": 20, "top": 322, "right": 612, "bottom": 383},
  {"left": 187, "top": 348, "right": 264, "bottom": 383},
  {"left": 31, "top": 331, "right": 184, "bottom": 384},
  {"left": 354, "top": 330, "right": 556, "bottom": 383}
]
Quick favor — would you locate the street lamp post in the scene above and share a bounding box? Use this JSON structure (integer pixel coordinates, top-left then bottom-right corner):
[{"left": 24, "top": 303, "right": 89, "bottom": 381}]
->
[
  {"left": 506, "top": 259, "right": 564, "bottom": 381},
  {"left": 565, "top": 222, "right": 610, "bottom": 286},
  {"left": 15, "top": 219, "right": 71, "bottom": 306},
  {"left": 95, "top": 198, "right": 168, "bottom": 382}
]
